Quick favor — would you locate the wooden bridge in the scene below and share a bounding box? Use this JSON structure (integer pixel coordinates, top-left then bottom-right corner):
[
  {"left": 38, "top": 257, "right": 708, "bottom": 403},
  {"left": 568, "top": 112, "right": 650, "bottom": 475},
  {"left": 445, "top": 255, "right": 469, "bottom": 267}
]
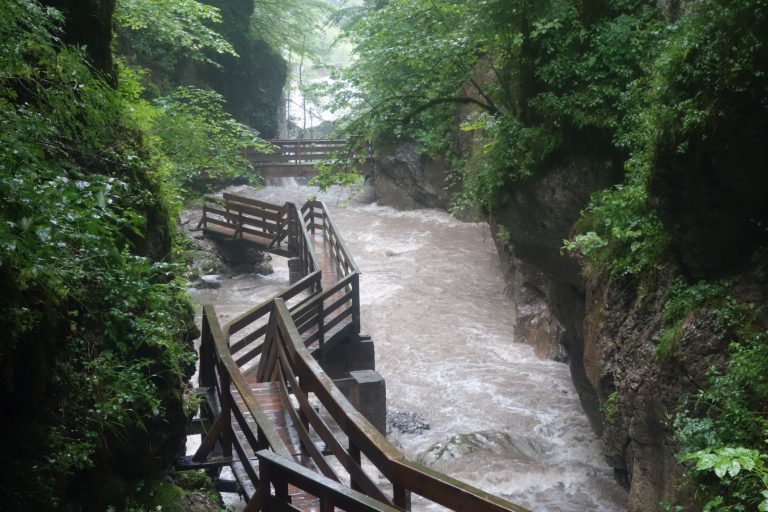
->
[
  {"left": 245, "top": 139, "right": 372, "bottom": 178},
  {"left": 188, "top": 193, "right": 529, "bottom": 511}
]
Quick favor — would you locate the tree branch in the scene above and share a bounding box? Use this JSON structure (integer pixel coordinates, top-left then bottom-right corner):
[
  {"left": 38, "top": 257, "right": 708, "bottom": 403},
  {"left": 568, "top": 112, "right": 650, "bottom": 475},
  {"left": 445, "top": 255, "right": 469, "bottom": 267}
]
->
[{"left": 402, "top": 96, "right": 498, "bottom": 124}]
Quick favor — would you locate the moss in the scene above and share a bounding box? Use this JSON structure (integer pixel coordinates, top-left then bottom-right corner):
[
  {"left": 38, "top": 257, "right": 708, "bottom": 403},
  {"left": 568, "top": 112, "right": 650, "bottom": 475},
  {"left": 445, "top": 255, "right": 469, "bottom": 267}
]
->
[
  {"left": 126, "top": 473, "right": 223, "bottom": 512},
  {"left": 129, "top": 480, "right": 185, "bottom": 512}
]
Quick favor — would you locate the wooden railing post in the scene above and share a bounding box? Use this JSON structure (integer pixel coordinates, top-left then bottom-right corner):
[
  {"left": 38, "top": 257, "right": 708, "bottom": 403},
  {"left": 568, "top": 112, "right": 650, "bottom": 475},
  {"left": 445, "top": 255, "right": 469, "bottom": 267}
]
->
[
  {"left": 318, "top": 299, "right": 325, "bottom": 358},
  {"left": 352, "top": 272, "right": 361, "bottom": 336},
  {"left": 393, "top": 484, "right": 411, "bottom": 510},
  {"left": 220, "top": 370, "right": 233, "bottom": 459},
  {"left": 310, "top": 203, "right": 316, "bottom": 234},
  {"left": 197, "top": 204, "right": 208, "bottom": 230},
  {"left": 285, "top": 202, "right": 299, "bottom": 254},
  {"left": 199, "top": 313, "right": 215, "bottom": 389},
  {"left": 320, "top": 494, "right": 334, "bottom": 512},
  {"left": 253, "top": 455, "right": 271, "bottom": 510},
  {"left": 298, "top": 376, "right": 310, "bottom": 433},
  {"left": 349, "top": 441, "right": 362, "bottom": 492}
]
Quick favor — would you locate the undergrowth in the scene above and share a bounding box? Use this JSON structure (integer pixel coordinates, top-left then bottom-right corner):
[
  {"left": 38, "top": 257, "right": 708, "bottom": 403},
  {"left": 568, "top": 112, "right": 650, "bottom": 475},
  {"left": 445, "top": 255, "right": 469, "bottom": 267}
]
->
[{"left": 0, "top": 1, "right": 219, "bottom": 508}]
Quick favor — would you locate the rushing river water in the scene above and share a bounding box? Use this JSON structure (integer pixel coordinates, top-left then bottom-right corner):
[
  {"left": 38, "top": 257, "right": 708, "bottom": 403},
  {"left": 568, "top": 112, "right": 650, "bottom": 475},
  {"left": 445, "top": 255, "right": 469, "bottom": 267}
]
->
[{"left": 188, "top": 181, "right": 628, "bottom": 511}]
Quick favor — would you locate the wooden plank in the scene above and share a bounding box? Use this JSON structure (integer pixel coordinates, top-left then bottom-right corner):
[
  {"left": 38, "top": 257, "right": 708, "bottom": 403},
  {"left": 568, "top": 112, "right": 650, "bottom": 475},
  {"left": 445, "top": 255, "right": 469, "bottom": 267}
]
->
[{"left": 202, "top": 306, "right": 292, "bottom": 459}]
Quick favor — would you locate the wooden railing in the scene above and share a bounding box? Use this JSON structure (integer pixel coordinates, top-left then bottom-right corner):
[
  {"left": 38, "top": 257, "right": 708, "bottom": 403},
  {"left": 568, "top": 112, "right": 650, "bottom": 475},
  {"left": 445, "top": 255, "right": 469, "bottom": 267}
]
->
[
  {"left": 200, "top": 299, "right": 529, "bottom": 512},
  {"left": 218, "top": 195, "right": 361, "bottom": 367},
  {"left": 303, "top": 200, "right": 360, "bottom": 277},
  {"left": 198, "top": 193, "right": 290, "bottom": 249},
  {"left": 245, "top": 139, "right": 347, "bottom": 166},
  {"left": 195, "top": 193, "right": 529, "bottom": 512},
  {"left": 256, "top": 450, "right": 400, "bottom": 512},
  {"left": 245, "top": 139, "right": 374, "bottom": 167}
]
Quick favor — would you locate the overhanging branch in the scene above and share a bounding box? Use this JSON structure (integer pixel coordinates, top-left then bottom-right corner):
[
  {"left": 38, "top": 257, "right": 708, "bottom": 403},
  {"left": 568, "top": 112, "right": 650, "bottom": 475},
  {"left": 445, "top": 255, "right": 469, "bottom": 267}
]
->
[{"left": 402, "top": 96, "right": 498, "bottom": 123}]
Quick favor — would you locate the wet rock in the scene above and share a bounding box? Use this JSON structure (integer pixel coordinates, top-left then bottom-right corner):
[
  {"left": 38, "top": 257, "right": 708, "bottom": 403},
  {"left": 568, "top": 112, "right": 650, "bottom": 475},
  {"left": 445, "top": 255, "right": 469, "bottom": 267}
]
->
[
  {"left": 178, "top": 492, "right": 222, "bottom": 512},
  {"left": 491, "top": 154, "right": 619, "bottom": 433},
  {"left": 416, "top": 430, "right": 546, "bottom": 466},
  {"left": 212, "top": 238, "right": 273, "bottom": 276},
  {"left": 178, "top": 209, "right": 274, "bottom": 277},
  {"left": 386, "top": 409, "right": 430, "bottom": 435},
  {"left": 194, "top": 275, "right": 222, "bottom": 289},
  {"left": 370, "top": 142, "right": 453, "bottom": 210}
]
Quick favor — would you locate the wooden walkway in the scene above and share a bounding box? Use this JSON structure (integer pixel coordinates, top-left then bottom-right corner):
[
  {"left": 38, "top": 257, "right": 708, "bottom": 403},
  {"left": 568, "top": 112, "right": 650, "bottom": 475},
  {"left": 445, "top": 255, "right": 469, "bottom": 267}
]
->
[
  {"left": 191, "top": 193, "right": 529, "bottom": 512},
  {"left": 233, "top": 382, "right": 320, "bottom": 510}
]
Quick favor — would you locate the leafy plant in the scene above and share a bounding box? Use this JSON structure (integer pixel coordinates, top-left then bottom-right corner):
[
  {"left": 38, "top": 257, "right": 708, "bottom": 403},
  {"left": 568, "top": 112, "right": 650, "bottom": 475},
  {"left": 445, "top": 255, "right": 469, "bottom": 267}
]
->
[
  {"left": 601, "top": 391, "right": 619, "bottom": 421},
  {"left": 115, "top": 0, "right": 236, "bottom": 63},
  {"left": 118, "top": 66, "right": 269, "bottom": 199},
  {"left": 681, "top": 446, "right": 768, "bottom": 511}
]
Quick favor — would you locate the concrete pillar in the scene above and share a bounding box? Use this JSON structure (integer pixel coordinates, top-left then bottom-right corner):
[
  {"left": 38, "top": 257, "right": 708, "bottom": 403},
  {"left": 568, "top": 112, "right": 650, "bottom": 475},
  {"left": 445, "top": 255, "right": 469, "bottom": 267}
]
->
[{"left": 336, "top": 370, "right": 387, "bottom": 435}]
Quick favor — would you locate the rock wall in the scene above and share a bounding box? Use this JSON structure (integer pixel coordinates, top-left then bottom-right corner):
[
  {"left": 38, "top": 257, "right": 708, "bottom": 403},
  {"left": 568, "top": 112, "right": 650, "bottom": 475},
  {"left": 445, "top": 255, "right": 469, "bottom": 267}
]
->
[
  {"left": 490, "top": 153, "right": 621, "bottom": 435},
  {"left": 369, "top": 142, "right": 453, "bottom": 210},
  {"left": 368, "top": 123, "right": 767, "bottom": 510}
]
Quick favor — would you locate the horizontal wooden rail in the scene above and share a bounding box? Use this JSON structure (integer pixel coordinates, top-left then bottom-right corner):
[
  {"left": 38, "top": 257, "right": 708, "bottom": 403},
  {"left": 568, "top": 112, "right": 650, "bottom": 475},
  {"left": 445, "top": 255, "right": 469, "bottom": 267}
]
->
[
  {"left": 245, "top": 139, "right": 373, "bottom": 169},
  {"left": 256, "top": 450, "right": 400, "bottom": 512}
]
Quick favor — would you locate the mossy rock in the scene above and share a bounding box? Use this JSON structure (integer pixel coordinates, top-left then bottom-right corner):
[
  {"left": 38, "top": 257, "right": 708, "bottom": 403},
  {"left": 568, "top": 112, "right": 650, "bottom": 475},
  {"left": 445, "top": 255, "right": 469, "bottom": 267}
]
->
[{"left": 128, "top": 473, "right": 223, "bottom": 512}]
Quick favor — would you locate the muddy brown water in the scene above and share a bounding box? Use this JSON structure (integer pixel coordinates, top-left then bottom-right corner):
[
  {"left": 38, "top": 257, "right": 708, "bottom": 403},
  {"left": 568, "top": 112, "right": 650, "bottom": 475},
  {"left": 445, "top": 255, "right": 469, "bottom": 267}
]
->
[{"left": 186, "top": 182, "right": 628, "bottom": 511}]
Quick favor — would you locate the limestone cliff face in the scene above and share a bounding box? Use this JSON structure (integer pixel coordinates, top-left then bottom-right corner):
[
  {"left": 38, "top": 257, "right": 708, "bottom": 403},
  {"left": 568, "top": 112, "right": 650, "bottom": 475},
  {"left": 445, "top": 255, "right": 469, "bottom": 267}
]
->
[{"left": 490, "top": 154, "right": 621, "bottom": 434}]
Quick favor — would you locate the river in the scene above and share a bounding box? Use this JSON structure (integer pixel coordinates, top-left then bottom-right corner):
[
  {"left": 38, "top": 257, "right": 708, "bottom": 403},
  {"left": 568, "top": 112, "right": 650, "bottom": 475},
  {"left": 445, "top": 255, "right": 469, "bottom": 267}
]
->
[{"left": 187, "top": 180, "right": 628, "bottom": 511}]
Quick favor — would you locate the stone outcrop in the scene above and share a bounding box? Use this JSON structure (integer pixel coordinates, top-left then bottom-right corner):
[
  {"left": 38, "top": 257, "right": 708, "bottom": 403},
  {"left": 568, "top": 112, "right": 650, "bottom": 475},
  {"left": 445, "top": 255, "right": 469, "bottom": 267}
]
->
[
  {"left": 369, "top": 142, "right": 453, "bottom": 210},
  {"left": 491, "top": 154, "right": 621, "bottom": 434}
]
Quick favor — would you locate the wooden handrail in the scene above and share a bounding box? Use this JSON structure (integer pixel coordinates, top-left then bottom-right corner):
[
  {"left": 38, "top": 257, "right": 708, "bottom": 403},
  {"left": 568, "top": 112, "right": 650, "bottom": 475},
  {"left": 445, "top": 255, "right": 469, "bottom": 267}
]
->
[
  {"left": 199, "top": 305, "right": 292, "bottom": 460},
  {"left": 302, "top": 200, "right": 360, "bottom": 275},
  {"left": 245, "top": 139, "right": 373, "bottom": 168}
]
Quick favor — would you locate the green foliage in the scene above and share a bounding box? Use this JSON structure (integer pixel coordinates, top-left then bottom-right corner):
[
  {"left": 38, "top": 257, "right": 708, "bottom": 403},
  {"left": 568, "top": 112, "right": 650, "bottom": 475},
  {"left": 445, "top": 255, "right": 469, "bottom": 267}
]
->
[
  {"left": 660, "top": 272, "right": 767, "bottom": 511},
  {"left": 655, "top": 279, "right": 734, "bottom": 359},
  {"left": 311, "top": 161, "right": 364, "bottom": 191},
  {"left": 118, "top": 66, "right": 268, "bottom": 199},
  {"left": 647, "top": 0, "right": 768, "bottom": 150},
  {"left": 0, "top": 1, "right": 196, "bottom": 507},
  {"left": 253, "top": 0, "right": 333, "bottom": 57},
  {"left": 601, "top": 391, "right": 619, "bottom": 421},
  {"left": 681, "top": 446, "right": 768, "bottom": 512},
  {"left": 115, "top": 0, "right": 236, "bottom": 63},
  {"left": 564, "top": 180, "right": 670, "bottom": 276},
  {"left": 333, "top": 0, "right": 663, "bottom": 212},
  {"left": 332, "top": 0, "right": 504, "bottom": 150},
  {"left": 674, "top": 306, "right": 768, "bottom": 510},
  {"left": 496, "top": 224, "right": 512, "bottom": 247},
  {"left": 150, "top": 86, "right": 268, "bottom": 194}
]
